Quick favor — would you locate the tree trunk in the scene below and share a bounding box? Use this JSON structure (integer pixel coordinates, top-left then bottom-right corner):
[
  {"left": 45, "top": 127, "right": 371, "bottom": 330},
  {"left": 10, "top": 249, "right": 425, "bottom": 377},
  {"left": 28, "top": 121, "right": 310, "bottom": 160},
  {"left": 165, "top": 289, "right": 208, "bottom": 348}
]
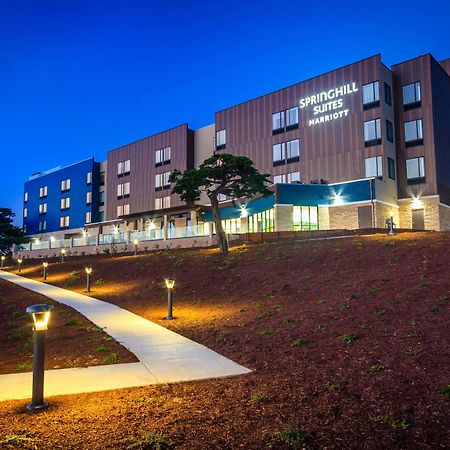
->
[{"left": 209, "top": 195, "right": 228, "bottom": 255}]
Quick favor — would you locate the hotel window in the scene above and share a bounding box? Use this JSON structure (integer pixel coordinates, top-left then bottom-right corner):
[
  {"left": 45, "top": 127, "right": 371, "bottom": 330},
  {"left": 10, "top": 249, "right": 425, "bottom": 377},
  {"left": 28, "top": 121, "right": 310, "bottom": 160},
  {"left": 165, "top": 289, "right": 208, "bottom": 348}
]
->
[
  {"left": 274, "top": 172, "right": 300, "bottom": 184},
  {"left": 155, "top": 172, "right": 171, "bottom": 191},
  {"left": 39, "top": 203, "right": 48, "bottom": 214},
  {"left": 23, "top": 224, "right": 27, "bottom": 233},
  {"left": 363, "top": 119, "right": 381, "bottom": 146},
  {"left": 23, "top": 207, "right": 27, "bottom": 218},
  {"left": 403, "top": 81, "right": 421, "bottom": 109},
  {"left": 99, "top": 190, "right": 105, "bottom": 206},
  {"left": 38, "top": 220, "right": 46, "bottom": 232},
  {"left": 286, "top": 139, "right": 300, "bottom": 163},
  {"left": 98, "top": 211, "right": 105, "bottom": 222},
  {"left": 116, "top": 204, "right": 130, "bottom": 217},
  {"left": 60, "top": 216, "right": 70, "bottom": 229},
  {"left": 293, "top": 206, "right": 319, "bottom": 231},
  {"left": 39, "top": 186, "right": 47, "bottom": 198},
  {"left": 217, "top": 193, "right": 228, "bottom": 202},
  {"left": 86, "top": 171, "right": 92, "bottom": 185},
  {"left": 388, "top": 157, "right": 396, "bottom": 180},
  {"left": 24, "top": 192, "right": 28, "bottom": 202},
  {"left": 406, "top": 157, "right": 425, "bottom": 182},
  {"left": 117, "top": 182, "right": 130, "bottom": 199},
  {"left": 272, "top": 110, "right": 285, "bottom": 134},
  {"left": 386, "top": 120, "right": 394, "bottom": 142},
  {"left": 60, "top": 198, "right": 70, "bottom": 210},
  {"left": 118, "top": 159, "right": 131, "bottom": 177},
  {"left": 155, "top": 147, "right": 171, "bottom": 167},
  {"left": 248, "top": 208, "right": 274, "bottom": 233},
  {"left": 155, "top": 196, "right": 171, "bottom": 210},
  {"left": 404, "top": 119, "right": 423, "bottom": 146},
  {"left": 362, "top": 81, "right": 379, "bottom": 109},
  {"left": 364, "top": 156, "right": 383, "bottom": 178},
  {"left": 99, "top": 171, "right": 105, "bottom": 186},
  {"left": 272, "top": 143, "right": 286, "bottom": 166},
  {"left": 86, "top": 191, "right": 92, "bottom": 204},
  {"left": 61, "top": 179, "right": 71, "bottom": 192},
  {"left": 216, "top": 129, "right": 226, "bottom": 150},
  {"left": 384, "top": 83, "right": 392, "bottom": 106},
  {"left": 286, "top": 107, "right": 299, "bottom": 130},
  {"left": 85, "top": 211, "right": 92, "bottom": 224}
]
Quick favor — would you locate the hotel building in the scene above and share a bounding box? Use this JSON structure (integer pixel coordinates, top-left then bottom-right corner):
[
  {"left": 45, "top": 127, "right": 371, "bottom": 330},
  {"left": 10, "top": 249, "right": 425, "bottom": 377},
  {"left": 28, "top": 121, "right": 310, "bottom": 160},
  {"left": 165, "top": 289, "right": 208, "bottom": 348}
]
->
[{"left": 19, "top": 52, "right": 450, "bottom": 253}]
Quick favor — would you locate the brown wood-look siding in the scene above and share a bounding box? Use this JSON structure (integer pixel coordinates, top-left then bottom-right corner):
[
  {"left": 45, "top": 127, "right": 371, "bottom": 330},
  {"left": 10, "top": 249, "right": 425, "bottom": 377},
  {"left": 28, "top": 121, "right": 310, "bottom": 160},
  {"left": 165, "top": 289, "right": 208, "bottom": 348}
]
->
[
  {"left": 214, "top": 55, "right": 394, "bottom": 189},
  {"left": 105, "top": 124, "right": 192, "bottom": 220},
  {"left": 392, "top": 55, "right": 439, "bottom": 201}
]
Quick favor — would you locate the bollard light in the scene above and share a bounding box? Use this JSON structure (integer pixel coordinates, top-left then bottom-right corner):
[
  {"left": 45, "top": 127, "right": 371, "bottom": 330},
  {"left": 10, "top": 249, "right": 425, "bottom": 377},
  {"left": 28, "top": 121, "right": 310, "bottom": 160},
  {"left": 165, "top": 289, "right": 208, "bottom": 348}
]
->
[
  {"left": 17, "top": 258, "right": 23, "bottom": 273},
  {"left": 42, "top": 262, "right": 48, "bottom": 280},
  {"left": 133, "top": 239, "right": 138, "bottom": 257},
  {"left": 26, "top": 303, "right": 54, "bottom": 411},
  {"left": 60, "top": 248, "right": 66, "bottom": 263},
  {"left": 1, "top": 255, "right": 5, "bottom": 268},
  {"left": 164, "top": 277, "right": 176, "bottom": 320},
  {"left": 85, "top": 267, "right": 92, "bottom": 292}
]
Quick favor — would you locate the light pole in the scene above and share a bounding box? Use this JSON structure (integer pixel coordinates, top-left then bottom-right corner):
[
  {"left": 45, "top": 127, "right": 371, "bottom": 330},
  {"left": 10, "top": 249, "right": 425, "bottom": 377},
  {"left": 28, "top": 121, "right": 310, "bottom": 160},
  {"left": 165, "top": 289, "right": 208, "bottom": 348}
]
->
[
  {"left": 60, "top": 248, "right": 66, "bottom": 263},
  {"left": 85, "top": 267, "right": 92, "bottom": 292},
  {"left": 42, "top": 262, "right": 48, "bottom": 280},
  {"left": 1, "top": 255, "right": 5, "bottom": 268},
  {"left": 26, "top": 303, "right": 53, "bottom": 411},
  {"left": 133, "top": 239, "right": 138, "bottom": 257},
  {"left": 164, "top": 277, "right": 176, "bottom": 320},
  {"left": 17, "top": 258, "right": 23, "bottom": 273}
]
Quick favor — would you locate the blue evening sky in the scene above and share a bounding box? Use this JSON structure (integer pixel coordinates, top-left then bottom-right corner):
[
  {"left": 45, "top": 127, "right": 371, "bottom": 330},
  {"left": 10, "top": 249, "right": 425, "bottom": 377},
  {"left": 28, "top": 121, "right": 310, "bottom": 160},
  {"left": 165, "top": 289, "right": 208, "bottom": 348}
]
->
[{"left": 1, "top": 0, "right": 449, "bottom": 223}]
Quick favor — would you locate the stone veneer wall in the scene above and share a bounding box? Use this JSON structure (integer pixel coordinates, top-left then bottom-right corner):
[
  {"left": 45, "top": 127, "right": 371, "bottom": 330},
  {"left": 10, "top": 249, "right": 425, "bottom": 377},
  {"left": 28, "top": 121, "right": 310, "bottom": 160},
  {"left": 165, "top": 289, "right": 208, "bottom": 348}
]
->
[
  {"left": 328, "top": 205, "right": 359, "bottom": 229},
  {"left": 374, "top": 202, "right": 400, "bottom": 228},
  {"left": 398, "top": 197, "right": 440, "bottom": 230},
  {"left": 438, "top": 204, "right": 450, "bottom": 230},
  {"left": 274, "top": 205, "right": 294, "bottom": 232},
  {"left": 318, "top": 206, "right": 330, "bottom": 230}
]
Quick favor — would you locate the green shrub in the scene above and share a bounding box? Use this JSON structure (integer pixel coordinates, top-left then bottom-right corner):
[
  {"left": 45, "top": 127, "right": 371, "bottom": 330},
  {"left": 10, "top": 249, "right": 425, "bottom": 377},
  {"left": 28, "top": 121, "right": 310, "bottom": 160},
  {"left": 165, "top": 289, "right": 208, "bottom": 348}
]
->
[
  {"left": 340, "top": 334, "right": 357, "bottom": 345},
  {"left": 370, "top": 364, "right": 384, "bottom": 372},
  {"left": 103, "top": 353, "right": 118, "bottom": 363},
  {"left": 16, "top": 363, "right": 32, "bottom": 372},
  {"left": 250, "top": 393, "right": 268, "bottom": 404},
  {"left": 376, "top": 413, "right": 409, "bottom": 430},
  {"left": 324, "top": 381, "right": 341, "bottom": 391},
  {"left": 291, "top": 338, "right": 309, "bottom": 347},
  {"left": 273, "top": 426, "right": 310, "bottom": 449}
]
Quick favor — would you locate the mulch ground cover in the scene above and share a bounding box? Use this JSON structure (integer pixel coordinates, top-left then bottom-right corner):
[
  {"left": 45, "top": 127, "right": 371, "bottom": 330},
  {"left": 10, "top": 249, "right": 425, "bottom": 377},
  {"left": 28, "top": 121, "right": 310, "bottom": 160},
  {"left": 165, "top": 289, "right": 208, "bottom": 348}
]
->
[
  {"left": 0, "top": 231, "right": 449, "bottom": 449},
  {"left": 0, "top": 280, "right": 137, "bottom": 375}
]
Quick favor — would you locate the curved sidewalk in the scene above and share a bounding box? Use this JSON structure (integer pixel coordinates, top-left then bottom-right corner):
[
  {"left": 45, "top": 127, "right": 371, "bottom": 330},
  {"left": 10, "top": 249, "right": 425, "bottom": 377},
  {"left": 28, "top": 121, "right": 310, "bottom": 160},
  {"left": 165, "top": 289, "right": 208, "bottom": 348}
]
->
[{"left": 0, "top": 271, "right": 250, "bottom": 402}]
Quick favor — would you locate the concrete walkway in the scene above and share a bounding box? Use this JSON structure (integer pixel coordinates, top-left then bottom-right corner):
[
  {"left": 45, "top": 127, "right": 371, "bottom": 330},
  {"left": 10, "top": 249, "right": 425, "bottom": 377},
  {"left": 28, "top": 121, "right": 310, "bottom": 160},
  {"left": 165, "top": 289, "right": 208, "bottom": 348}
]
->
[{"left": 0, "top": 271, "right": 250, "bottom": 402}]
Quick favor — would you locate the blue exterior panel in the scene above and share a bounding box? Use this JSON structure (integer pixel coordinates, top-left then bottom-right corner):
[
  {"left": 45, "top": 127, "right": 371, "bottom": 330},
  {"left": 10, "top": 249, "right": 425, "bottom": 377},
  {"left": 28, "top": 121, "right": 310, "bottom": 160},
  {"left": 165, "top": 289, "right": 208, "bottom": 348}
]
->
[{"left": 23, "top": 158, "right": 100, "bottom": 235}]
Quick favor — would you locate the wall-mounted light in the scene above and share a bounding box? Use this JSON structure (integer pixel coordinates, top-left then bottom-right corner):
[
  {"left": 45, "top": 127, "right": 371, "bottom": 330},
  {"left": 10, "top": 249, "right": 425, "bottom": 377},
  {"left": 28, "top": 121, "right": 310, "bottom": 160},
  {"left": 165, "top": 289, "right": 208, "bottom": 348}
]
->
[
  {"left": 411, "top": 196, "right": 422, "bottom": 210},
  {"left": 50, "top": 236, "right": 55, "bottom": 242},
  {"left": 26, "top": 303, "right": 54, "bottom": 411},
  {"left": 240, "top": 205, "right": 248, "bottom": 218},
  {"left": 113, "top": 226, "right": 119, "bottom": 235}
]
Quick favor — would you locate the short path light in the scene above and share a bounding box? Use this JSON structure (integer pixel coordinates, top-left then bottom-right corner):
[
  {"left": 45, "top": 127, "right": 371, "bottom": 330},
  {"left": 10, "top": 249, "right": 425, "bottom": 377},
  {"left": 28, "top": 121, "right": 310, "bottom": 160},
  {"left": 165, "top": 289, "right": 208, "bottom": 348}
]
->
[
  {"left": 42, "top": 262, "right": 48, "bottom": 280},
  {"left": 26, "top": 303, "right": 53, "bottom": 411},
  {"left": 60, "top": 248, "right": 66, "bottom": 263},
  {"left": 85, "top": 267, "right": 92, "bottom": 292},
  {"left": 1, "top": 255, "right": 5, "bottom": 268},
  {"left": 133, "top": 239, "right": 138, "bottom": 257},
  {"left": 17, "top": 258, "right": 23, "bottom": 273},
  {"left": 164, "top": 277, "right": 176, "bottom": 320}
]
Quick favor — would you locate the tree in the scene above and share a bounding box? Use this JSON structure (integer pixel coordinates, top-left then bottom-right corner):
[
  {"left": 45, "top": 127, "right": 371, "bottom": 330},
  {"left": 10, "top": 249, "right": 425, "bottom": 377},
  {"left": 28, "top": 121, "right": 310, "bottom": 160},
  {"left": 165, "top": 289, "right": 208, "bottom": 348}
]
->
[
  {"left": 0, "top": 208, "right": 29, "bottom": 255},
  {"left": 170, "top": 153, "right": 271, "bottom": 255}
]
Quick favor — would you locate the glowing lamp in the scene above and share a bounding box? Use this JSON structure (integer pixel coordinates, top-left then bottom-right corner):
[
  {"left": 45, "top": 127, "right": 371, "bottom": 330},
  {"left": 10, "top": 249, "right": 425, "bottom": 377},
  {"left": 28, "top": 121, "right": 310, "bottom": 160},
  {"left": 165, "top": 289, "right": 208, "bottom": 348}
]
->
[
  {"left": 85, "top": 267, "right": 92, "bottom": 292},
  {"left": 61, "top": 249, "right": 66, "bottom": 254},
  {"left": 165, "top": 277, "right": 176, "bottom": 289},
  {"left": 1, "top": 256, "right": 5, "bottom": 261},
  {"left": 240, "top": 206, "right": 248, "bottom": 218},
  {"left": 85, "top": 267, "right": 93, "bottom": 275},
  {"left": 26, "top": 304, "right": 53, "bottom": 332},
  {"left": 18, "top": 258, "right": 23, "bottom": 264},
  {"left": 42, "top": 262, "right": 48, "bottom": 268},
  {"left": 133, "top": 239, "right": 138, "bottom": 245},
  {"left": 332, "top": 193, "right": 344, "bottom": 205},
  {"left": 412, "top": 197, "right": 422, "bottom": 210},
  {"left": 1, "top": 255, "right": 5, "bottom": 268}
]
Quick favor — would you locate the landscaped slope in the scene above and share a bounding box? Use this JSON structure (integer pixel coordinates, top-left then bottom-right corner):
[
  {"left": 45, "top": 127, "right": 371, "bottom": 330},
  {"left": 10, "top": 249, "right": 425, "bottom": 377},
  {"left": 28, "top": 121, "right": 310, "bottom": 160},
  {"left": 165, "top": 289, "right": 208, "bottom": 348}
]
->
[{"left": 1, "top": 232, "right": 449, "bottom": 449}]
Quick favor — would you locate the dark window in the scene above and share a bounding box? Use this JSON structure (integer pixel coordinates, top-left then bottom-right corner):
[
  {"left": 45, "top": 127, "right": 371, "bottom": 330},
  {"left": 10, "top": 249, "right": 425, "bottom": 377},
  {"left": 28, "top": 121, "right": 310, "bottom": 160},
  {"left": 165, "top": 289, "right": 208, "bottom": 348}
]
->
[
  {"left": 362, "top": 81, "right": 380, "bottom": 109},
  {"left": 99, "top": 191, "right": 105, "bottom": 206},
  {"left": 99, "top": 171, "right": 105, "bottom": 186},
  {"left": 403, "top": 82, "right": 421, "bottom": 109},
  {"left": 386, "top": 120, "right": 394, "bottom": 142},
  {"left": 384, "top": 83, "right": 392, "bottom": 106},
  {"left": 286, "top": 107, "right": 299, "bottom": 131},
  {"left": 406, "top": 157, "right": 425, "bottom": 183},
  {"left": 388, "top": 157, "right": 396, "bottom": 180},
  {"left": 364, "top": 119, "right": 382, "bottom": 146},
  {"left": 404, "top": 119, "right": 423, "bottom": 146},
  {"left": 98, "top": 211, "right": 105, "bottom": 222}
]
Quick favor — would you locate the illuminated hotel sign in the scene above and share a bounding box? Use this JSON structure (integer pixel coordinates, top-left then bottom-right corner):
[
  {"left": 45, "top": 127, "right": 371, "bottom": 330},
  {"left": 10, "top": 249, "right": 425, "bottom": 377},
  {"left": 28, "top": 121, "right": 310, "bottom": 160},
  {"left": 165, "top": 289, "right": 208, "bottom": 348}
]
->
[{"left": 299, "top": 82, "right": 358, "bottom": 126}]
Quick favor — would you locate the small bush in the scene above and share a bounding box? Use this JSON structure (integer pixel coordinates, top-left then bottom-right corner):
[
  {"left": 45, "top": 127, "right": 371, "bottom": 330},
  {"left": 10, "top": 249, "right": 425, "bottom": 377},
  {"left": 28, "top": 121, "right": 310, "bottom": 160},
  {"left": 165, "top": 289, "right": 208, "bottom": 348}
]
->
[
  {"left": 439, "top": 385, "right": 450, "bottom": 399},
  {"left": 359, "top": 323, "right": 373, "bottom": 330},
  {"left": 94, "top": 278, "right": 106, "bottom": 285},
  {"left": 16, "top": 363, "right": 32, "bottom": 372},
  {"left": 103, "top": 248, "right": 110, "bottom": 255},
  {"left": 273, "top": 425, "right": 310, "bottom": 449},
  {"left": 122, "top": 432, "right": 170, "bottom": 449},
  {"left": 0, "top": 435, "right": 33, "bottom": 446},
  {"left": 324, "top": 381, "right": 341, "bottom": 391},
  {"left": 65, "top": 319, "right": 81, "bottom": 326},
  {"left": 250, "top": 393, "right": 268, "bottom": 404},
  {"left": 315, "top": 324, "right": 326, "bottom": 332},
  {"left": 341, "top": 334, "right": 357, "bottom": 345},
  {"left": 370, "top": 364, "right": 384, "bottom": 372},
  {"left": 259, "top": 329, "right": 274, "bottom": 335},
  {"left": 96, "top": 345, "right": 111, "bottom": 352},
  {"left": 376, "top": 413, "right": 409, "bottom": 430},
  {"left": 103, "top": 353, "right": 118, "bottom": 363},
  {"left": 291, "top": 338, "right": 309, "bottom": 347}
]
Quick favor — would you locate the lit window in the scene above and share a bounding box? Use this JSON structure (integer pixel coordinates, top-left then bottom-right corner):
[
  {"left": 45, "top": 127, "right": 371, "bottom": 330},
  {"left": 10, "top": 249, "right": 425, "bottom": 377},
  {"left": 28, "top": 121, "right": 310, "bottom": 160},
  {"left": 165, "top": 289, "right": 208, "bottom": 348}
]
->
[
  {"left": 364, "top": 156, "right": 383, "bottom": 178},
  {"left": 155, "top": 147, "right": 171, "bottom": 166},
  {"left": 117, "top": 182, "right": 130, "bottom": 199},
  {"left": 403, "top": 81, "right": 421, "bottom": 106},
  {"left": 118, "top": 160, "right": 131, "bottom": 176},
  {"left": 287, "top": 171, "right": 300, "bottom": 183},
  {"left": 272, "top": 143, "right": 286, "bottom": 166},
  {"left": 216, "top": 129, "right": 226, "bottom": 149},
  {"left": 363, "top": 119, "right": 381, "bottom": 146},
  {"left": 85, "top": 212, "right": 92, "bottom": 224},
  {"left": 86, "top": 171, "right": 92, "bottom": 184},
  {"left": 61, "top": 179, "right": 71, "bottom": 192},
  {"left": 404, "top": 119, "right": 423, "bottom": 145},
  {"left": 155, "top": 172, "right": 171, "bottom": 191},
  {"left": 60, "top": 216, "right": 70, "bottom": 228},
  {"left": 155, "top": 196, "right": 171, "bottom": 210},
  {"left": 272, "top": 111, "right": 285, "bottom": 132},
  {"left": 23, "top": 208, "right": 27, "bottom": 218},
  {"left": 24, "top": 192, "right": 28, "bottom": 202},
  {"left": 406, "top": 157, "right": 425, "bottom": 181},
  {"left": 273, "top": 174, "right": 285, "bottom": 184},
  {"left": 39, "top": 186, "right": 48, "bottom": 198},
  {"left": 362, "top": 81, "right": 380, "bottom": 108},
  {"left": 39, "top": 203, "right": 48, "bottom": 214},
  {"left": 116, "top": 204, "right": 130, "bottom": 217},
  {"left": 60, "top": 198, "right": 70, "bottom": 210},
  {"left": 86, "top": 191, "right": 92, "bottom": 204}
]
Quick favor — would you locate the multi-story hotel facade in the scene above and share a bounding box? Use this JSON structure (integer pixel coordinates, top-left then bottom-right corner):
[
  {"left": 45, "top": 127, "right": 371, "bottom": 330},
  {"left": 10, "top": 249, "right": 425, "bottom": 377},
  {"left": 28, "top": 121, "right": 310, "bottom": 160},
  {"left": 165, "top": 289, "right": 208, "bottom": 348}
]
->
[{"left": 20, "top": 52, "right": 450, "bottom": 252}]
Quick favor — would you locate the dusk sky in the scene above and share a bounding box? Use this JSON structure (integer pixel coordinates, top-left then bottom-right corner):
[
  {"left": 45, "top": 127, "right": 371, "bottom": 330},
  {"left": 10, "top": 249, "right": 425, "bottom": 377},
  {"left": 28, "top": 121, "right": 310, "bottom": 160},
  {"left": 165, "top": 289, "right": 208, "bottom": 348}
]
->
[{"left": 1, "top": 0, "right": 449, "bottom": 224}]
